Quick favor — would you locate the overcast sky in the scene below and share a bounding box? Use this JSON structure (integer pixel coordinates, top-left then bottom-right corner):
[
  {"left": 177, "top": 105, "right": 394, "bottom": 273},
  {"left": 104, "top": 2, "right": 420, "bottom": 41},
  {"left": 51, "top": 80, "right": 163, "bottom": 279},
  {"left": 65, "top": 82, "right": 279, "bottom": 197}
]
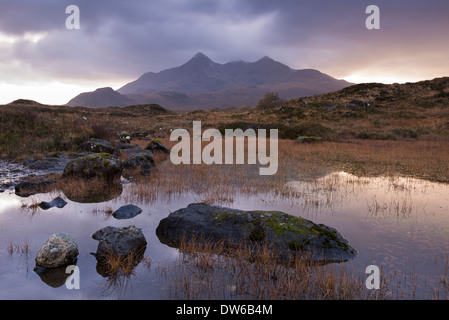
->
[{"left": 1, "top": 0, "right": 448, "bottom": 104}]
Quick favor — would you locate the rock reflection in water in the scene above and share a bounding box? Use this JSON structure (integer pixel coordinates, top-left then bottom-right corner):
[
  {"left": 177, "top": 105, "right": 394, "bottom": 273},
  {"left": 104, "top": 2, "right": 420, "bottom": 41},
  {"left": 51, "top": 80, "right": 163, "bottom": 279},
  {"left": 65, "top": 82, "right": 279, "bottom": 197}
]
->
[
  {"left": 61, "top": 181, "right": 123, "bottom": 203},
  {"left": 33, "top": 260, "right": 78, "bottom": 288}
]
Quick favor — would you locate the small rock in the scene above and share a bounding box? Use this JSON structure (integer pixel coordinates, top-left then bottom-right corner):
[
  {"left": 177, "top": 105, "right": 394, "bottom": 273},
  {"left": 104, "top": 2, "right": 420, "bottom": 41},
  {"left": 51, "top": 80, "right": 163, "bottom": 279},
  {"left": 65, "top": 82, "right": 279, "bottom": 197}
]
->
[
  {"left": 122, "top": 151, "right": 156, "bottom": 176},
  {"left": 39, "top": 196, "right": 68, "bottom": 210},
  {"left": 145, "top": 139, "right": 170, "bottom": 155},
  {"left": 78, "top": 138, "right": 120, "bottom": 156},
  {"left": 112, "top": 204, "right": 142, "bottom": 220},
  {"left": 92, "top": 225, "right": 147, "bottom": 257},
  {"left": 35, "top": 233, "right": 79, "bottom": 269}
]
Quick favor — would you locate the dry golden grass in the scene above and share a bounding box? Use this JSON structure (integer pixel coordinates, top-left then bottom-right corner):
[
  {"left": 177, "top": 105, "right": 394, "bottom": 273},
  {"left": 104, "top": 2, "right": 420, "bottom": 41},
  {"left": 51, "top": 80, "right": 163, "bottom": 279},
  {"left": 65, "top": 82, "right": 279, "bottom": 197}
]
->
[{"left": 117, "top": 137, "right": 449, "bottom": 208}]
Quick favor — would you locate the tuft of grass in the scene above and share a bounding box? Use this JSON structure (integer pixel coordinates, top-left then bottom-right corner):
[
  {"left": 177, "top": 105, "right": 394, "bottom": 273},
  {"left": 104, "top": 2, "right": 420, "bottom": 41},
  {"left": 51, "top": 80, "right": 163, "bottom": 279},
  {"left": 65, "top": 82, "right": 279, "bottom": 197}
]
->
[{"left": 7, "top": 239, "right": 31, "bottom": 256}]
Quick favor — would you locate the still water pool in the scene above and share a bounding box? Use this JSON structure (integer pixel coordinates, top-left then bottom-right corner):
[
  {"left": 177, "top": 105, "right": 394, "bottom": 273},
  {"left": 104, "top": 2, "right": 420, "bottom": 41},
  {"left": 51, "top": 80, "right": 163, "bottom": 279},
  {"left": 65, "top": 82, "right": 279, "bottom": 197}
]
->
[{"left": 1, "top": 169, "right": 449, "bottom": 299}]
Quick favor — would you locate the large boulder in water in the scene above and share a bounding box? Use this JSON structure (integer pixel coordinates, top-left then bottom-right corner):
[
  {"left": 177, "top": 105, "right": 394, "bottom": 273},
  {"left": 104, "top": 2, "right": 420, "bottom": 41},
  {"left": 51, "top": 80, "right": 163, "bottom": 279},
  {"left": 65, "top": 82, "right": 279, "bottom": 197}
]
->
[
  {"left": 62, "top": 153, "right": 122, "bottom": 180},
  {"left": 156, "top": 203, "right": 357, "bottom": 263},
  {"left": 35, "top": 233, "right": 79, "bottom": 269}
]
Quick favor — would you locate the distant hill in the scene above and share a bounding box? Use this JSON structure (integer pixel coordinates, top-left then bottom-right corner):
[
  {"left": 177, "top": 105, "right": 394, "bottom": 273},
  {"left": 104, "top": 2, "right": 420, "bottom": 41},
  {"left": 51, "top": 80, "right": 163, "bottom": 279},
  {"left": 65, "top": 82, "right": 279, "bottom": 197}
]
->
[
  {"left": 7, "top": 99, "right": 44, "bottom": 106},
  {"left": 67, "top": 87, "right": 134, "bottom": 108},
  {"left": 67, "top": 53, "right": 353, "bottom": 109}
]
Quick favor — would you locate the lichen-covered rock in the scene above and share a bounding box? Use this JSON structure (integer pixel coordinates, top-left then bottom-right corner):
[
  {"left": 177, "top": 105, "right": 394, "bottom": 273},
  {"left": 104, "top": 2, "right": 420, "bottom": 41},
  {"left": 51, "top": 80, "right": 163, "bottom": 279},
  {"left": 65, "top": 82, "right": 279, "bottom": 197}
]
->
[
  {"left": 62, "top": 153, "right": 122, "bottom": 180},
  {"left": 296, "top": 136, "right": 322, "bottom": 143},
  {"left": 35, "top": 233, "right": 79, "bottom": 269},
  {"left": 156, "top": 203, "right": 357, "bottom": 263},
  {"left": 79, "top": 138, "right": 120, "bottom": 156}
]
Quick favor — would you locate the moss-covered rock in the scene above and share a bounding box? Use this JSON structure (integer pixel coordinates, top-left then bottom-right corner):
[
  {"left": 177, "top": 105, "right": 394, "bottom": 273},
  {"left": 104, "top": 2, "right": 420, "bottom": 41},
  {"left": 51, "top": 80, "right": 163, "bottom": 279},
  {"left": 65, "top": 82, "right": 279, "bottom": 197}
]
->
[
  {"left": 122, "top": 151, "right": 156, "bottom": 177},
  {"left": 156, "top": 203, "right": 357, "bottom": 263},
  {"left": 62, "top": 153, "right": 122, "bottom": 180},
  {"left": 145, "top": 139, "right": 170, "bottom": 154}
]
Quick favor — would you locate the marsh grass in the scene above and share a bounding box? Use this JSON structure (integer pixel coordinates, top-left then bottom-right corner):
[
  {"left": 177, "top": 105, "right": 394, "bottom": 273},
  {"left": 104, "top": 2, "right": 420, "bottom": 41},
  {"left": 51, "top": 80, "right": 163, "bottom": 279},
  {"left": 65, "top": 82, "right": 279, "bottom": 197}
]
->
[
  {"left": 154, "top": 237, "right": 449, "bottom": 300},
  {"left": 157, "top": 237, "right": 385, "bottom": 300},
  {"left": 7, "top": 239, "right": 31, "bottom": 256}
]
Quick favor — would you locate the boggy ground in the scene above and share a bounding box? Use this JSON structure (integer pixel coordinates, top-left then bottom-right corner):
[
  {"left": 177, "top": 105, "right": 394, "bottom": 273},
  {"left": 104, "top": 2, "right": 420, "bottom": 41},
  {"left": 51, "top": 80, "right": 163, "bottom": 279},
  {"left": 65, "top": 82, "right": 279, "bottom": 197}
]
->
[{"left": 1, "top": 77, "right": 449, "bottom": 183}]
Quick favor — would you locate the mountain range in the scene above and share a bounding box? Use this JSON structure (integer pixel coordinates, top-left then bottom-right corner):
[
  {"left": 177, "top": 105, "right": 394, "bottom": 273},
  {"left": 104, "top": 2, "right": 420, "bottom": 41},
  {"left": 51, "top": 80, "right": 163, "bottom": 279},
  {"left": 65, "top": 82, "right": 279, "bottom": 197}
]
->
[{"left": 67, "top": 52, "right": 352, "bottom": 110}]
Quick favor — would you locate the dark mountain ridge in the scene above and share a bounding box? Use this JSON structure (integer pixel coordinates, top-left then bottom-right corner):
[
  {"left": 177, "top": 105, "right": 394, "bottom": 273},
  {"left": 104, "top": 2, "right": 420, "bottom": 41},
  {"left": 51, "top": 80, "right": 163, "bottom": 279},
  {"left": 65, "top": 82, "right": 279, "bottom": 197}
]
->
[{"left": 67, "top": 52, "right": 352, "bottom": 109}]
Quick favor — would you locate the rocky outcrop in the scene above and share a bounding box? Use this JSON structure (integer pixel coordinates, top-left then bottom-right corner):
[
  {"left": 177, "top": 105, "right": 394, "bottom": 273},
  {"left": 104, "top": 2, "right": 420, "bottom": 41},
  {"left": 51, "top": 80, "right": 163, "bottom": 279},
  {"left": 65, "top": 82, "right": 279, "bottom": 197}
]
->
[
  {"left": 62, "top": 153, "right": 122, "bottom": 180},
  {"left": 156, "top": 203, "right": 357, "bottom": 263},
  {"left": 35, "top": 233, "right": 79, "bottom": 269}
]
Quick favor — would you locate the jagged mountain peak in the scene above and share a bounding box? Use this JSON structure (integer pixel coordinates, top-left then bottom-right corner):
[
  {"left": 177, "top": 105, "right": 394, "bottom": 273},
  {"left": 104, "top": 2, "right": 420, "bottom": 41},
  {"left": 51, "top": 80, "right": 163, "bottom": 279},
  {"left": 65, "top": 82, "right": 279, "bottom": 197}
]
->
[{"left": 182, "top": 52, "right": 217, "bottom": 67}]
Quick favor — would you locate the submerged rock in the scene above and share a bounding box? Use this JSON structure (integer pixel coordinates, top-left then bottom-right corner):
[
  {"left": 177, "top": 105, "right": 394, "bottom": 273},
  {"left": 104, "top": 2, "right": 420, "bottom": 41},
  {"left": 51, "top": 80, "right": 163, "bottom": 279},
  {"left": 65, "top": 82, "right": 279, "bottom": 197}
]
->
[
  {"left": 35, "top": 233, "right": 79, "bottom": 269},
  {"left": 38, "top": 196, "right": 68, "bottom": 210},
  {"left": 62, "top": 153, "right": 122, "bottom": 180},
  {"left": 112, "top": 204, "right": 143, "bottom": 220},
  {"left": 156, "top": 203, "right": 357, "bottom": 263}
]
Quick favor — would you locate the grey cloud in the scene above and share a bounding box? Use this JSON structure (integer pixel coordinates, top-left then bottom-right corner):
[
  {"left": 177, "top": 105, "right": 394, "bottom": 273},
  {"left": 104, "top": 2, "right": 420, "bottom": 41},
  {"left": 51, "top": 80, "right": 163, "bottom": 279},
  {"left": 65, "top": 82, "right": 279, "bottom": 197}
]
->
[{"left": 1, "top": 0, "right": 448, "bottom": 85}]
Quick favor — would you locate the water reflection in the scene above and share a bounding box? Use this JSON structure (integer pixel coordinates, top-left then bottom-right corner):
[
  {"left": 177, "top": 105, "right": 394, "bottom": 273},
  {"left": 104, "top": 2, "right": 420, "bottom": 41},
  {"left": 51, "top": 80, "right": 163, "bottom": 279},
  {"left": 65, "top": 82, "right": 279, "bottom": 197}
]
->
[
  {"left": 34, "top": 261, "right": 77, "bottom": 288},
  {"left": 61, "top": 181, "right": 123, "bottom": 203},
  {"left": 1, "top": 170, "right": 449, "bottom": 299}
]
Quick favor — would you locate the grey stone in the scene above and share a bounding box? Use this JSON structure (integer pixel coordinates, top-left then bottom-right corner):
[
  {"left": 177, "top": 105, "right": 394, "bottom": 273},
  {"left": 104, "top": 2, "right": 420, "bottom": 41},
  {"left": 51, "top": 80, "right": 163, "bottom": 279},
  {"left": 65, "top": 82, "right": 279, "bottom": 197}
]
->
[
  {"left": 79, "top": 138, "right": 120, "bottom": 156},
  {"left": 145, "top": 139, "right": 170, "bottom": 155},
  {"left": 122, "top": 151, "right": 156, "bottom": 176},
  {"left": 92, "top": 225, "right": 147, "bottom": 257},
  {"left": 35, "top": 233, "right": 79, "bottom": 269},
  {"left": 112, "top": 204, "right": 142, "bottom": 220}
]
